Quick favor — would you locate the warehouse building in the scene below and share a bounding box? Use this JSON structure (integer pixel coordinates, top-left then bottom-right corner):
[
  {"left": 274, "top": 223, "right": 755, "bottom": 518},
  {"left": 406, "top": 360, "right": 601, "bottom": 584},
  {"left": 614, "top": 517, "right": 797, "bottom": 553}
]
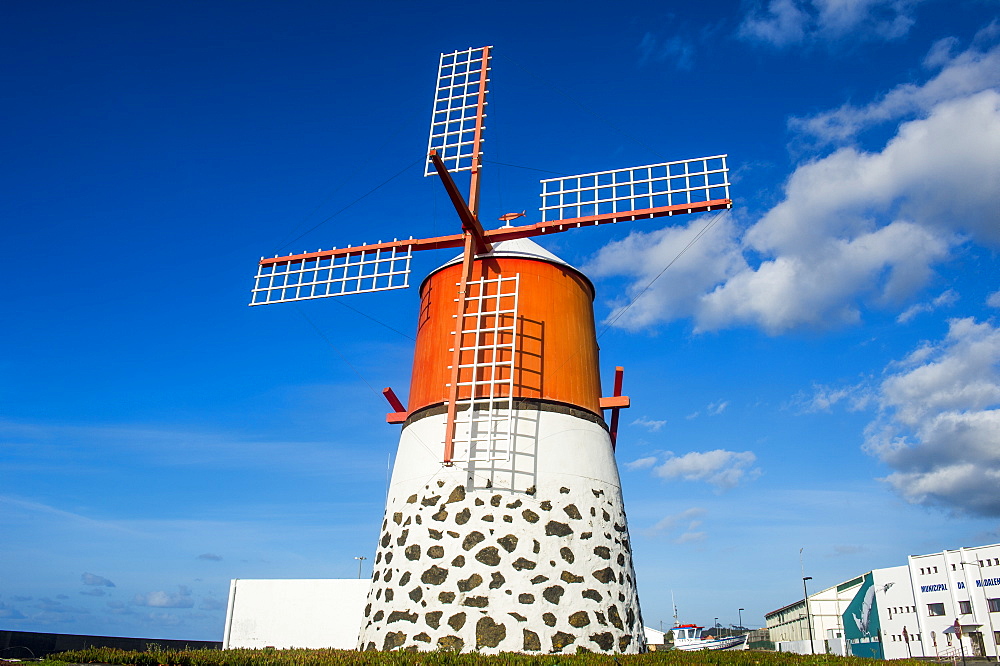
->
[{"left": 765, "top": 543, "right": 1000, "bottom": 659}]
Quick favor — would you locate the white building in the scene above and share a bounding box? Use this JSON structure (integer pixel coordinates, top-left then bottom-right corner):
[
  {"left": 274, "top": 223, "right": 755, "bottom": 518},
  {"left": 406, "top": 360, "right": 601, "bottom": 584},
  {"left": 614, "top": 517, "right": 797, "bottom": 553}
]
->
[{"left": 765, "top": 542, "right": 1000, "bottom": 659}]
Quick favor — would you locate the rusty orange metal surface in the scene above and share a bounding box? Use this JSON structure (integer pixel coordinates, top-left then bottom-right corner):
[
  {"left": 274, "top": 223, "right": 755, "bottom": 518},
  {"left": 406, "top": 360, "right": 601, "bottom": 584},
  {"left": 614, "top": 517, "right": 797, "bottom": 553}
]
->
[{"left": 407, "top": 255, "right": 603, "bottom": 417}]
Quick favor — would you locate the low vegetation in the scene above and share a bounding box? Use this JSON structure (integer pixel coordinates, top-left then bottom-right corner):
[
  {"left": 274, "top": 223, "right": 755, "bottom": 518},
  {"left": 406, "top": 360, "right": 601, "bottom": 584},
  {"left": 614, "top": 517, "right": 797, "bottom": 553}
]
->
[{"left": 36, "top": 646, "right": 927, "bottom": 666}]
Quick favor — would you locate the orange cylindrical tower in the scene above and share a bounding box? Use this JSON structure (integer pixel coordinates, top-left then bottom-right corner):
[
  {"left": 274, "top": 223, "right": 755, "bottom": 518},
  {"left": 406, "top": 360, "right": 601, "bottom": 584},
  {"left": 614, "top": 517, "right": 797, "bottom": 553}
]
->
[{"left": 408, "top": 247, "right": 602, "bottom": 417}]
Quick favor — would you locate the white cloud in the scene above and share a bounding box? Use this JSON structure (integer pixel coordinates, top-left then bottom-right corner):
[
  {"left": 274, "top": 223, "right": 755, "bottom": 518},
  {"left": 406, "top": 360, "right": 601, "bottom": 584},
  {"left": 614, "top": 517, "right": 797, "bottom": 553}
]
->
[
  {"left": 626, "top": 456, "right": 659, "bottom": 471},
  {"left": 654, "top": 450, "right": 761, "bottom": 489},
  {"left": 630, "top": 416, "right": 667, "bottom": 431},
  {"left": 585, "top": 213, "right": 746, "bottom": 330},
  {"left": 801, "top": 382, "right": 873, "bottom": 412},
  {"left": 647, "top": 507, "right": 707, "bottom": 534},
  {"left": 790, "top": 41, "right": 1000, "bottom": 145},
  {"left": 987, "top": 290, "right": 1000, "bottom": 308},
  {"left": 638, "top": 32, "right": 696, "bottom": 70},
  {"left": 739, "top": 0, "right": 923, "bottom": 47},
  {"left": 81, "top": 572, "right": 115, "bottom": 587},
  {"left": 707, "top": 401, "right": 728, "bottom": 415},
  {"left": 133, "top": 586, "right": 194, "bottom": 609},
  {"left": 197, "top": 553, "right": 223, "bottom": 561},
  {"left": 593, "top": 90, "right": 1000, "bottom": 334},
  {"left": 896, "top": 289, "right": 958, "bottom": 323},
  {"left": 864, "top": 318, "right": 1000, "bottom": 515}
]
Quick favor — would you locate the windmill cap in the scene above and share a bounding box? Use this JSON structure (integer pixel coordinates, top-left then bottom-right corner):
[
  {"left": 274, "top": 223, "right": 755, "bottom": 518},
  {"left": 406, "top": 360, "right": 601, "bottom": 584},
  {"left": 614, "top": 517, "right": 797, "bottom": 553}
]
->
[{"left": 422, "top": 237, "right": 595, "bottom": 296}]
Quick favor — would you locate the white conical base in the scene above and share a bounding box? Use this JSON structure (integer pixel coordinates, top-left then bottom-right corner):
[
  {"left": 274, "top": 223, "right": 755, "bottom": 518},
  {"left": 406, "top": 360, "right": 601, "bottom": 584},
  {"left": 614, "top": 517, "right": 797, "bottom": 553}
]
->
[{"left": 357, "top": 404, "right": 645, "bottom": 654}]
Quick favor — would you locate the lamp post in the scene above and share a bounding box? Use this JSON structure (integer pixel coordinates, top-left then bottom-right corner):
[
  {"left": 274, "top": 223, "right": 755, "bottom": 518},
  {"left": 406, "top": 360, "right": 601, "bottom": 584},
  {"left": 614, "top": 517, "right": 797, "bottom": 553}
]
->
[
  {"left": 715, "top": 618, "right": 719, "bottom": 637},
  {"left": 739, "top": 608, "right": 744, "bottom": 631},
  {"left": 354, "top": 556, "right": 367, "bottom": 579},
  {"left": 803, "top": 576, "right": 814, "bottom": 655}
]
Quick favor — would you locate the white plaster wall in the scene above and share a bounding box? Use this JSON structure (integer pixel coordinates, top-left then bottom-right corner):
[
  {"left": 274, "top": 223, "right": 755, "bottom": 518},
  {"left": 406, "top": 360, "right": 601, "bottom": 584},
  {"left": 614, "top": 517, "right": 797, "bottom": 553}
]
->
[
  {"left": 224, "top": 579, "right": 369, "bottom": 649},
  {"left": 357, "top": 406, "right": 645, "bottom": 654}
]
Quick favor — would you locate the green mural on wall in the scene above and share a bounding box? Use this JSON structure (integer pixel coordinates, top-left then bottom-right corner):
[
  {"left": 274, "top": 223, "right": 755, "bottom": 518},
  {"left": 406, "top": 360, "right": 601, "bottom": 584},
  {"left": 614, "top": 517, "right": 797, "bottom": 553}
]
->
[{"left": 843, "top": 572, "right": 884, "bottom": 659}]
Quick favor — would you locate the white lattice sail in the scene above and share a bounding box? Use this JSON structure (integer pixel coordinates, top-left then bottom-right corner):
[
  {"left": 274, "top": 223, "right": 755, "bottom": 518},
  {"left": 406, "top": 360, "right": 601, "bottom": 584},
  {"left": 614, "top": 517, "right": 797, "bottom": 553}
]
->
[
  {"left": 539, "top": 154, "right": 729, "bottom": 222},
  {"left": 250, "top": 246, "right": 412, "bottom": 305},
  {"left": 425, "top": 46, "right": 492, "bottom": 176}
]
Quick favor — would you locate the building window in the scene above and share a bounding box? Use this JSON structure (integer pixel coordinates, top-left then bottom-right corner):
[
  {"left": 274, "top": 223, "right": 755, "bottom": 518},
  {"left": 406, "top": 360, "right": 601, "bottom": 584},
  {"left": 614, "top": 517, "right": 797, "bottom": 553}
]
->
[
  {"left": 960, "top": 601, "right": 972, "bottom": 614},
  {"left": 995, "top": 631, "right": 1000, "bottom": 646},
  {"left": 928, "top": 603, "right": 946, "bottom": 616},
  {"left": 952, "top": 564, "right": 957, "bottom": 571},
  {"left": 988, "top": 598, "right": 1000, "bottom": 613}
]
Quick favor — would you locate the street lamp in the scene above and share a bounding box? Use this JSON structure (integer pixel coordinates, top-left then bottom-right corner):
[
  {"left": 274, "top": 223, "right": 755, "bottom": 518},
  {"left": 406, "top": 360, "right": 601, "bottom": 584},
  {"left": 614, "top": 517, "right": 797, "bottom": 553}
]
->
[
  {"left": 354, "top": 556, "right": 367, "bottom": 579},
  {"left": 739, "top": 608, "right": 745, "bottom": 631},
  {"left": 802, "top": 576, "right": 814, "bottom": 655}
]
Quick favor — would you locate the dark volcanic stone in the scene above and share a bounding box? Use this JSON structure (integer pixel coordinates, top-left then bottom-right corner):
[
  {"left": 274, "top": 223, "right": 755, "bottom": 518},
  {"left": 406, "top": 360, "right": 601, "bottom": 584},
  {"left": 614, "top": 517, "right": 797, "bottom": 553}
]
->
[
  {"left": 559, "top": 487, "right": 570, "bottom": 494},
  {"left": 413, "top": 632, "right": 430, "bottom": 643},
  {"left": 563, "top": 504, "right": 582, "bottom": 519},
  {"left": 518, "top": 593, "right": 535, "bottom": 604},
  {"left": 482, "top": 514, "right": 494, "bottom": 522},
  {"left": 530, "top": 574, "right": 548, "bottom": 584},
  {"left": 509, "top": 612, "right": 527, "bottom": 622},
  {"left": 540, "top": 500, "right": 552, "bottom": 510},
  {"left": 420, "top": 565, "right": 448, "bottom": 585},
  {"left": 439, "top": 591, "right": 455, "bottom": 604},
  {"left": 582, "top": 588, "right": 603, "bottom": 602},
  {"left": 448, "top": 612, "right": 466, "bottom": 630},
  {"left": 590, "top": 632, "right": 614, "bottom": 651},
  {"left": 462, "top": 531, "right": 485, "bottom": 551},
  {"left": 407, "top": 494, "right": 418, "bottom": 503},
  {"left": 512, "top": 557, "right": 536, "bottom": 571},
  {"left": 489, "top": 572, "right": 505, "bottom": 589},
  {"left": 388, "top": 610, "right": 418, "bottom": 624},
  {"left": 491, "top": 494, "right": 502, "bottom": 507},
  {"left": 608, "top": 604, "right": 624, "bottom": 629},
  {"left": 560, "top": 547, "right": 575, "bottom": 563},
  {"left": 455, "top": 508, "right": 471, "bottom": 525},
  {"left": 523, "top": 629, "right": 541, "bottom": 651},
  {"left": 437, "top": 635, "right": 463, "bottom": 652},
  {"left": 593, "top": 545, "right": 611, "bottom": 559},
  {"left": 506, "top": 499, "right": 522, "bottom": 509},
  {"left": 533, "top": 539, "right": 540, "bottom": 554},
  {"left": 457, "top": 573, "right": 483, "bottom": 592},
  {"left": 475, "top": 546, "right": 501, "bottom": 566},
  {"left": 425, "top": 611, "right": 442, "bottom": 628},
  {"left": 432, "top": 509, "right": 448, "bottom": 521},
  {"left": 428, "top": 528, "right": 443, "bottom": 540},
  {"left": 545, "top": 521, "right": 573, "bottom": 537},
  {"left": 581, "top": 532, "right": 592, "bottom": 540},
  {"left": 561, "top": 571, "right": 584, "bottom": 583},
  {"left": 446, "top": 485, "right": 466, "bottom": 504},
  {"left": 399, "top": 572, "right": 411, "bottom": 586},
  {"left": 568, "top": 611, "right": 590, "bottom": 627},
  {"left": 404, "top": 544, "right": 420, "bottom": 560},
  {"left": 393, "top": 512, "right": 403, "bottom": 524},
  {"left": 619, "top": 634, "right": 632, "bottom": 651},
  {"left": 551, "top": 631, "right": 576, "bottom": 650},
  {"left": 497, "top": 534, "right": 518, "bottom": 552},
  {"left": 542, "top": 612, "right": 556, "bottom": 627},
  {"left": 592, "top": 567, "right": 615, "bottom": 584},
  {"left": 476, "top": 616, "right": 506, "bottom": 648},
  {"left": 462, "top": 596, "right": 489, "bottom": 607},
  {"left": 408, "top": 586, "right": 423, "bottom": 602},
  {"left": 428, "top": 545, "right": 444, "bottom": 559},
  {"left": 451, "top": 555, "right": 466, "bottom": 567},
  {"left": 382, "top": 631, "right": 406, "bottom": 650},
  {"left": 421, "top": 495, "right": 441, "bottom": 507},
  {"left": 542, "top": 585, "right": 565, "bottom": 604},
  {"left": 522, "top": 509, "right": 539, "bottom": 523},
  {"left": 594, "top": 611, "right": 607, "bottom": 625}
]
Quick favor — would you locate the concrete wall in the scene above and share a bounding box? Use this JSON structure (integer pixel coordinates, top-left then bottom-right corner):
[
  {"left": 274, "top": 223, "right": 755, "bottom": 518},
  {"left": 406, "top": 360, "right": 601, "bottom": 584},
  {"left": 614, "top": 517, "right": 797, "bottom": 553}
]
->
[{"left": 223, "top": 579, "right": 370, "bottom": 650}]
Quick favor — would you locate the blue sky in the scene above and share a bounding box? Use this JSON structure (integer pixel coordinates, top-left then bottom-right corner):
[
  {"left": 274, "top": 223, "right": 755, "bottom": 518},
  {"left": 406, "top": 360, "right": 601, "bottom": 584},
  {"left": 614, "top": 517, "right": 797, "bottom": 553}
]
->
[{"left": 2, "top": 0, "right": 999, "bottom": 642}]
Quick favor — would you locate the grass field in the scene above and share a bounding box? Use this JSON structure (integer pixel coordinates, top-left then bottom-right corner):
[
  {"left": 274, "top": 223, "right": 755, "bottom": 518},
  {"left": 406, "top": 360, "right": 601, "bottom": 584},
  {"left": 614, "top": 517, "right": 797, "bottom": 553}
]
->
[{"left": 25, "top": 646, "right": 928, "bottom": 666}]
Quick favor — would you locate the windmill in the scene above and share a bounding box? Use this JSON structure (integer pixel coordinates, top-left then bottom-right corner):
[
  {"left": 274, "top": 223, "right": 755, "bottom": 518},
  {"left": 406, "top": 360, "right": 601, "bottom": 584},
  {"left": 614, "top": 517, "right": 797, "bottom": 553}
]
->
[{"left": 251, "top": 46, "right": 730, "bottom": 654}]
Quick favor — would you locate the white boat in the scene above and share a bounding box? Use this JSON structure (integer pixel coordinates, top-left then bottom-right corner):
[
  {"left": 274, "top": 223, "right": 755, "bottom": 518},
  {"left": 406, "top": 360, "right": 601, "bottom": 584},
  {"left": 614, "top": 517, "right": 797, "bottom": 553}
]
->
[{"left": 670, "top": 624, "right": 748, "bottom": 651}]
